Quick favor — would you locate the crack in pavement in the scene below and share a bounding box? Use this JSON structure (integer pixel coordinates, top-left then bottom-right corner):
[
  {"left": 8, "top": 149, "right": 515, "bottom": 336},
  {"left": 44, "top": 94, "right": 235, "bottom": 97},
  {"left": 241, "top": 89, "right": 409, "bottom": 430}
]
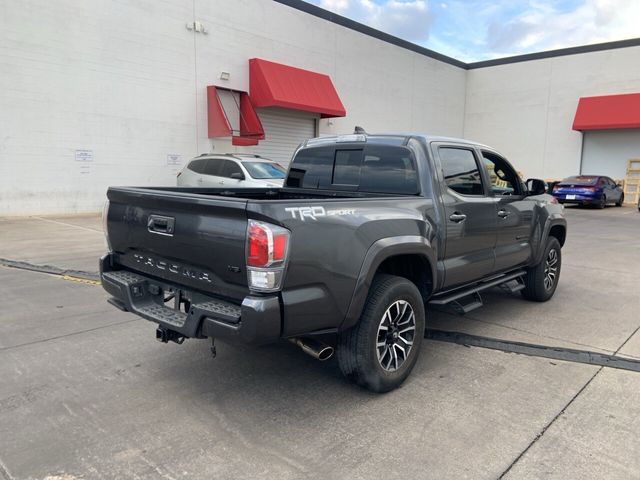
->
[
  {"left": 494, "top": 323, "right": 640, "bottom": 478},
  {"left": 0, "top": 258, "right": 99, "bottom": 282},
  {"left": 0, "top": 319, "right": 139, "bottom": 354}
]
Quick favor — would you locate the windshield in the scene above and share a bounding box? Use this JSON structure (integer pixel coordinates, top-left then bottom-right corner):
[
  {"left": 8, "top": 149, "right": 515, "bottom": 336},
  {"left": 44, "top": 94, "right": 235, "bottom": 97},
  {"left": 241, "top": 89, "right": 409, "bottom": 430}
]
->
[
  {"left": 242, "top": 162, "right": 286, "bottom": 179},
  {"left": 561, "top": 176, "right": 598, "bottom": 185}
]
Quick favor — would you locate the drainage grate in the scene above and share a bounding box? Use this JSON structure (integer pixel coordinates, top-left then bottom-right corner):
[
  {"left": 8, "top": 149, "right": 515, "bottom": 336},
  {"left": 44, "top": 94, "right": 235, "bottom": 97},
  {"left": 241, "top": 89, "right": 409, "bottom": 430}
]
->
[{"left": 426, "top": 329, "right": 640, "bottom": 373}]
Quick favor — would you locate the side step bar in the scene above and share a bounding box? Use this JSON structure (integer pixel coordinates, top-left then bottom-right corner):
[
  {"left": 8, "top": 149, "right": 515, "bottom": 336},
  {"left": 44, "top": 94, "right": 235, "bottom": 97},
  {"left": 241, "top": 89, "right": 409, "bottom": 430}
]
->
[{"left": 429, "top": 270, "right": 526, "bottom": 314}]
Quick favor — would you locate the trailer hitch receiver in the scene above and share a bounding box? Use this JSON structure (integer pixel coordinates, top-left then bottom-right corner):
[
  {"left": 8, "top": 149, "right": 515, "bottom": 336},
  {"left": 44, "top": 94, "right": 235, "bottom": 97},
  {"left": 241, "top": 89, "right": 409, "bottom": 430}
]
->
[{"left": 155, "top": 327, "right": 185, "bottom": 344}]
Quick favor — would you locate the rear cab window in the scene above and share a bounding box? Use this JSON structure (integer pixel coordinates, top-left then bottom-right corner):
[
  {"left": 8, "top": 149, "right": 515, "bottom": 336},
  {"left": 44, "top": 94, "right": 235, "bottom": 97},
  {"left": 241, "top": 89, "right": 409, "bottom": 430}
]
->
[{"left": 286, "top": 143, "right": 420, "bottom": 195}]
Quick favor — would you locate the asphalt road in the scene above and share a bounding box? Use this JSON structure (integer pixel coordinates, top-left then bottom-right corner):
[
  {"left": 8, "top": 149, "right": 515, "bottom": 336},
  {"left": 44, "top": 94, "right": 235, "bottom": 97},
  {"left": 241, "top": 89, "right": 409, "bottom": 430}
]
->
[{"left": 1, "top": 205, "right": 639, "bottom": 479}]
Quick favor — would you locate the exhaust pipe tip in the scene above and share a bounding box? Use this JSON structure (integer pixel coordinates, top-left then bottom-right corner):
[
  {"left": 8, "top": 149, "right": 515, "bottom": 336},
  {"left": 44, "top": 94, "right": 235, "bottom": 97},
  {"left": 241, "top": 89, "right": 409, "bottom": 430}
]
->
[
  {"left": 289, "top": 338, "right": 334, "bottom": 361},
  {"left": 315, "top": 345, "right": 334, "bottom": 361}
]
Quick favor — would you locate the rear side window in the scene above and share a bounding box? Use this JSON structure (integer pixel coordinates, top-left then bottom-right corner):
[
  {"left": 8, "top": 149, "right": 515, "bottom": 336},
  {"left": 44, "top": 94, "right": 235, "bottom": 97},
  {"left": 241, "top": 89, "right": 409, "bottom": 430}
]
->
[
  {"left": 203, "top": 159, "right": 223, "bottom": 176},
  {"left": 439, "top": 148, "right": 484, "bottom": 196},
  {"left": 287, "top": 145, "right": 419, "bottom": 195},
  {"left": 188, "top": 159, "right": 208, "bottom": 174}
]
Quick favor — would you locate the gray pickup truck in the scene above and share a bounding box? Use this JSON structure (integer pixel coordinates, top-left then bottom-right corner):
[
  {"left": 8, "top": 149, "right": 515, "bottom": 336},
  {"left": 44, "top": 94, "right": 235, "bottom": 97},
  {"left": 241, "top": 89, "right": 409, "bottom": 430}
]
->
[{"left": 101, "top": 132, "right": 566, "bottom": 392}]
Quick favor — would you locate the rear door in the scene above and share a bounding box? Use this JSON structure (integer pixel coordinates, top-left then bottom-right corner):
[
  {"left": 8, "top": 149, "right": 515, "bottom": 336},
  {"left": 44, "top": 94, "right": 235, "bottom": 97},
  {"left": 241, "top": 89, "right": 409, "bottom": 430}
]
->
[
  {"left": 480, "top": 149, "right": 533, "bottom": 272},
  {"left": 434, "top": 144, "right": 497, "bottom": 288},
  {"left": 200, "top": 158, "right": 225, "bottom": 187}
]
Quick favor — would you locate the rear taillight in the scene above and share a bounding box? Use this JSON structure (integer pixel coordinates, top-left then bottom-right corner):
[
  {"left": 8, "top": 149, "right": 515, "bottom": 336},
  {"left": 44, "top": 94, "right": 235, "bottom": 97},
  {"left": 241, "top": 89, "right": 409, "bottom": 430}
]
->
[
  {"left": 102, "top": 199, "right": 112, "bottom": 252},
  {"left": 246, "top": 220, "right": 290, "bottom": 292}
]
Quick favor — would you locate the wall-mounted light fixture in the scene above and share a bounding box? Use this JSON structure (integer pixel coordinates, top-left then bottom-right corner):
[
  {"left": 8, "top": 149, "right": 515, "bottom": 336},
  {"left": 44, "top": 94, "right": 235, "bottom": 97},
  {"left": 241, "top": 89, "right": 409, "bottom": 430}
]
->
[{"left": 219, "top": 71, "right": 230, "bottom": 81}]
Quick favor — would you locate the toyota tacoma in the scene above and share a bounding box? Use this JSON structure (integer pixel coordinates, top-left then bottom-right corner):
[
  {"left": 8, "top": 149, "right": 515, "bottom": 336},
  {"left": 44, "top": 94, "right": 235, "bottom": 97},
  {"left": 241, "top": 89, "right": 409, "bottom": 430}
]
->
[{"left": 100, "top": 132, "right": 566, "bottom": 392}]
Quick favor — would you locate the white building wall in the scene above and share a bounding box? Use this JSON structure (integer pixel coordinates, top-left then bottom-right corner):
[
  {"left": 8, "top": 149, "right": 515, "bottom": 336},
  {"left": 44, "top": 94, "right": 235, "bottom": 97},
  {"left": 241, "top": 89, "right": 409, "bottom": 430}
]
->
[
  {"left": 463, "top": 46, "right": 640, "bottom": 180},
  {"left": 0, "top": 0, "right": 198, "bottom": 216},
  {"left": 0, "top": 0, "right": 466, "bottom": 216}
]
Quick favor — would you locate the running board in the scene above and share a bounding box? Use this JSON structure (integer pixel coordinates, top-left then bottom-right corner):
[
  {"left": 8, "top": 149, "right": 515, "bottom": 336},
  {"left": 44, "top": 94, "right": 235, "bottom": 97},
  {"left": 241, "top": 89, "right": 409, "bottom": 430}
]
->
[{"left": 429, "top": 270, "right": 526, "bottom": 314}]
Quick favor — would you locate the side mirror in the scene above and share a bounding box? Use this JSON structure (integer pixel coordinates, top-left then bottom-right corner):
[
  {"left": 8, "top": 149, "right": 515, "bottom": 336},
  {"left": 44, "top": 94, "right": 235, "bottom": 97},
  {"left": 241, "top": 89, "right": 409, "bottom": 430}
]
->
[
  {"left": 230, "top": 172, "right": 245, "bottom": 180},
  {"left": 526, "top": 178, "right": 547, "bottom": 196}
]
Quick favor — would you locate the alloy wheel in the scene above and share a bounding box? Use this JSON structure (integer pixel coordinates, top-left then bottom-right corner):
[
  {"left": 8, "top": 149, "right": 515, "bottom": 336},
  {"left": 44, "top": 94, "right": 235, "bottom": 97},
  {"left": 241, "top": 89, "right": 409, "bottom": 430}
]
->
[
  {"left": 543, "top": 248, "right": 559, "bottom": 290},
  {"left": 376, "top": 300, "right": 416, "bottom": 372}
]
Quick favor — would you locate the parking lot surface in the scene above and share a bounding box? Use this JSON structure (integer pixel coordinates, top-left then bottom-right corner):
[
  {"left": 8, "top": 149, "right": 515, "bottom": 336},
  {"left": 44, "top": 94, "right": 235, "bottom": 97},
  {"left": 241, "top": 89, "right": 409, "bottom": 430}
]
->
[{"left": 1, "top": 206, "right": 639, "bottom": 479}]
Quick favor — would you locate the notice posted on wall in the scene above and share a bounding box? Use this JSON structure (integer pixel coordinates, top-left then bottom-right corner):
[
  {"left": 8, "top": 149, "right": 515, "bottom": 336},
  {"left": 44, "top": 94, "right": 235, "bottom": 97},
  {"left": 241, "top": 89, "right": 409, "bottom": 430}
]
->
[
  {"left": 167, "top": 154, "right": 181, "bottom": 166},
  {"left": 75, "top": 149, "right": 94, "bottom": 175},
  {"left": 167, "top": 154, "right": 182, "bottom": 174}
]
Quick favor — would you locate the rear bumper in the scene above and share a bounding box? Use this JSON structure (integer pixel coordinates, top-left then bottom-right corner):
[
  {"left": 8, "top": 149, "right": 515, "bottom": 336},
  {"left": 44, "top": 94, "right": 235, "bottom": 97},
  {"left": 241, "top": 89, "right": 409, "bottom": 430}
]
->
[
  {"left": 553, "top": 192, "right": 602, "bottom": 204},
  {"left": 100, "top": 254, "right": 281, "bottom": 345}
]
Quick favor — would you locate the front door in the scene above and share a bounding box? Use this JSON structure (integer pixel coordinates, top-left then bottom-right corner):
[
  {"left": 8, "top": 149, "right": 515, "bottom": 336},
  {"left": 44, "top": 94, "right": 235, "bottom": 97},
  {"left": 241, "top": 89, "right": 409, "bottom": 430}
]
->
[
  {"left": 480, "top": 150, "right": 533, "bottom": 272},
  {"left": 435, "top": 145, "right": 498, "bottom": 288}
]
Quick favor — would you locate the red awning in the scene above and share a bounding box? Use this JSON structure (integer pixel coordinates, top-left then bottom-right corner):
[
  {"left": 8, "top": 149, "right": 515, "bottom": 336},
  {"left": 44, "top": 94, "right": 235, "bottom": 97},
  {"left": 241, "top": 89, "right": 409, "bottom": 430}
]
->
[
  {"left": 249, "top": 58, "right": 346, "bottom": 118},
  {"left": 207, "top": 86, "right": 264, "bottom": 145},
  {"left": 573, "top": 93, "right": 640, "bottom": 131}
]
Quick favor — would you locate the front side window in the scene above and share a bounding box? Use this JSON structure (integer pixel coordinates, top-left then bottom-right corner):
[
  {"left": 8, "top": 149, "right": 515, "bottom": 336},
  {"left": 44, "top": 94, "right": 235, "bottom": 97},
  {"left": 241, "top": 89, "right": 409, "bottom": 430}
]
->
[
  {"left": 481, "top": 151, "right": 521, "bottom": 196},
  {"left": 242, "top": 162, "right": 286, "bottom": 179},
  {"left": 439, "top": 148, "right": 484, "bottom": 196}
]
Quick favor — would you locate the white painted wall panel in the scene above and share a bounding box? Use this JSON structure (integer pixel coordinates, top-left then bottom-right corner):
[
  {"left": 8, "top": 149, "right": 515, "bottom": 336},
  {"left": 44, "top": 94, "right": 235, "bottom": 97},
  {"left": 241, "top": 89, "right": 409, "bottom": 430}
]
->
[
  {"left": 582, "top": 130, "right": 640, "bottom": 179},
  {"left": 464, "top": 47, "right": 640, "bottom": 180},
  {"left": 0, "top": 0, "right": 467, "bottom": 214},
  {"left": 0, "top": 0, "right": 197, "bottom": 215}
]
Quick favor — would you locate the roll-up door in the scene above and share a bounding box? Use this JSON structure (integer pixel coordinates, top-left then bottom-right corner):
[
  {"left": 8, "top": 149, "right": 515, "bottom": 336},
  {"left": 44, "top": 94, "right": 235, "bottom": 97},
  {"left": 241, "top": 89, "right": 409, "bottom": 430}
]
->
[
  {"left": 581, "top": 130, "right": 640, "bottom": 179},
  {"left": 252, "top": 108, "right": 317, "bottom": 167}
]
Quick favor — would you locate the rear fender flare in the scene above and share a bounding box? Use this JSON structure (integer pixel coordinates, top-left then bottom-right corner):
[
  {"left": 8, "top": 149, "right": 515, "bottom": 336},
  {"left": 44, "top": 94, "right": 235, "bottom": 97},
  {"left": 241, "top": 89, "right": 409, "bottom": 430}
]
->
[{"left": 340, "top": 236, "right": 436, "bottom": 331}]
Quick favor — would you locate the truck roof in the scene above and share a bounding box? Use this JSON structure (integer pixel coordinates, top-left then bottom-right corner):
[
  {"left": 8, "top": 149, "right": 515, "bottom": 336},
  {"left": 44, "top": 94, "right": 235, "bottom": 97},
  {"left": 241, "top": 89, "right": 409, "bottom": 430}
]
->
[{"left": 302, "top": 133, "right": 490, "bottom": 149}]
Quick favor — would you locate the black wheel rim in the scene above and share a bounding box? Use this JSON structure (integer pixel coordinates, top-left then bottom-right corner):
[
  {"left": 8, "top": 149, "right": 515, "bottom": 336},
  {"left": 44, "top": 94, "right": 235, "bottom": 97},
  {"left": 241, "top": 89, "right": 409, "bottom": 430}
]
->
[
  {"left": 544, "top": 248, "right": 559, "bottom": 291},
  {"left": 376, "top": 300, "right": 416, "bottom": 372}
]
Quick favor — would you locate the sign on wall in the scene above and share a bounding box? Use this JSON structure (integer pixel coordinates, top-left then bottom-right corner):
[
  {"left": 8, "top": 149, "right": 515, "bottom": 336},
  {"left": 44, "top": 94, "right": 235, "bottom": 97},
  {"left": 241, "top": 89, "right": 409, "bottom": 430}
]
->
[{"left": 75, "top": 149, "right": 94, "bottom": 175}]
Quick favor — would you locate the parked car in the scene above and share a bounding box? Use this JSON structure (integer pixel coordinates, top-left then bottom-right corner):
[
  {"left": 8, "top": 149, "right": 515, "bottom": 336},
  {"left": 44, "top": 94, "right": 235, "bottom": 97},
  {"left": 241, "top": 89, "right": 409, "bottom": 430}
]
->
[
  {"left": 101, "top": 132, "right": 566, "bottom": 392},
  {"left": 177, "top": 154, "right": 286, "bottom": 188},
  {"left": 552, "top": 175, "right": 624, "bottom": 208}
]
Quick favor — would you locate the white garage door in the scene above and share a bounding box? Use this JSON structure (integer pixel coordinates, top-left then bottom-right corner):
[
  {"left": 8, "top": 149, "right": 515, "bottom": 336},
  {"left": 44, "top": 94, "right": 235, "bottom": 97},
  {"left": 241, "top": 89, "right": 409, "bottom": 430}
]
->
[
  {"left": 253, "top": 108, "right": 317, "bottom": 167},
  {"left": 581, "top": 129, "right": 640, "bottom": 179}
]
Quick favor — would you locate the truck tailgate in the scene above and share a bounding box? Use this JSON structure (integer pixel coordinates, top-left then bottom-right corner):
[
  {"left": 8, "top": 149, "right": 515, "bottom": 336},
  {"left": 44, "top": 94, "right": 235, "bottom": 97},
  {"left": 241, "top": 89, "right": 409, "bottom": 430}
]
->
[{"left": 106, "top": 187, "right": 250, "bottom": 301}]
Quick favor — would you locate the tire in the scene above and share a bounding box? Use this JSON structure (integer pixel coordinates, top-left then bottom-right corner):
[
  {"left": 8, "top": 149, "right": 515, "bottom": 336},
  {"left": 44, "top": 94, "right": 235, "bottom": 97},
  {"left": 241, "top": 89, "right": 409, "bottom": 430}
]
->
[
  {"left": 337, "top": 274, "right": 425, "bottom": 393},
  {"left": 615, "top": 194, "right": 624, "bottom": 207},
  {"left": 597, "top": 195, "right": 606, "bottom": 209},
  {"left": 522, "top": 236, "right": 562, "bottom": 302}
]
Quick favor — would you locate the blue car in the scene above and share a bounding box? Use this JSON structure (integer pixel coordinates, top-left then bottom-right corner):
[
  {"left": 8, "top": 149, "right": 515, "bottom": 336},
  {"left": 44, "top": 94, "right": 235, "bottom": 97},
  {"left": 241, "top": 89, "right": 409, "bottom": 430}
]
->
[{"left": 552, "top": 175, "right": 624, "bottom": 208}]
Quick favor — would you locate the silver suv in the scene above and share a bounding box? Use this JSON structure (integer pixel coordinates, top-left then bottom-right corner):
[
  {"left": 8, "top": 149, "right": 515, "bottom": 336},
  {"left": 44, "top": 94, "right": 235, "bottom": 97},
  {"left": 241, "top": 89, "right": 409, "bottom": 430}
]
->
[{"left": 177, "top": 154, "right": 286, "bottom": 188}]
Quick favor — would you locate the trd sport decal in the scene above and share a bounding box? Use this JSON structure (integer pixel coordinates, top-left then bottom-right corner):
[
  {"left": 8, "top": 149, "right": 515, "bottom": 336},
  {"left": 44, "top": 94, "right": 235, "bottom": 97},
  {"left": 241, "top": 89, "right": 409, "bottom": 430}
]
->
[{"left": 284, "top": 206, "right": 356, "bottom": 221}]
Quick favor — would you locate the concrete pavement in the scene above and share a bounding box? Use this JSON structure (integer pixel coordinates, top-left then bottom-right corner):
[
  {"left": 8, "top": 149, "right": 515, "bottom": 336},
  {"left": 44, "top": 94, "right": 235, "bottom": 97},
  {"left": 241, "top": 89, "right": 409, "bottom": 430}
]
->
[{"left": 0, "top": 205, "right": 639, "bottom": 479}]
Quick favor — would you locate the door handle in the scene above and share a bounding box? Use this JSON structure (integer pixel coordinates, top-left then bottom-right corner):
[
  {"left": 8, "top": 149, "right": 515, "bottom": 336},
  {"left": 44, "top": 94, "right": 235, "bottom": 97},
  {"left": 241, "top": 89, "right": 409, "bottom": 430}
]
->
[
  {"left": 147, "top": 215, "right": 175, "bottom": 235},
  {"left": 498, "top": 209, "right": 510, "bottom": 218},
  {"left": 449, "top": 213, "right": 467, "bottom": 223}
]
